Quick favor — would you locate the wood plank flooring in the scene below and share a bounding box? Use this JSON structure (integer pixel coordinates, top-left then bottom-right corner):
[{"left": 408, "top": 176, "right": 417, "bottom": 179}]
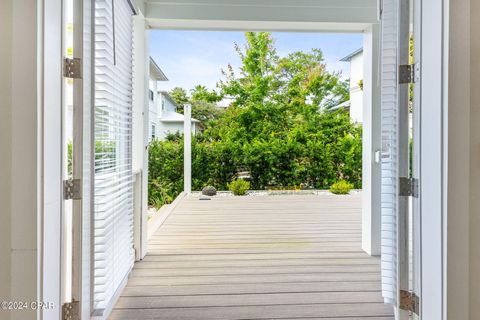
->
[{"left": 110, "top": 193, "right": 394, "bottom": 320}]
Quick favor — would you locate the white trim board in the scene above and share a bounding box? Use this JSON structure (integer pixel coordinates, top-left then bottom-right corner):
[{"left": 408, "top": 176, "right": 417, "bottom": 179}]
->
[
  {"left": 145, "top": 0, "right": 378, "bottom": 26},
  {"left": 146, "top": 20, "right": 371, "bottom": 32}
]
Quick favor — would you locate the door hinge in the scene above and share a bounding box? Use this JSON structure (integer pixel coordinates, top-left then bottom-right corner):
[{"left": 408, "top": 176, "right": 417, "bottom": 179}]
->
[
  {"left": 399, "top": 290, "right": 420, "bottom": 315},
  {"left": 63, "top": 57, "right": 82, "bottom": 79},
  {"left": 399, "top": 177, "right": 419, "bottom": 198},
  {"left": 62, "top": 300, "right": 80, "bottom": 320},
  {"left": 63, "top": 178, "right": 82, "bottom": 200},
  {"left": 399, "top": 64, "right": 419, "bottom": 84}
]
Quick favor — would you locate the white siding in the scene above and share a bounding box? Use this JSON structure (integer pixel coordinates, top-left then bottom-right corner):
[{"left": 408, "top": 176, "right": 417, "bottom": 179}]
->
[
  {"left": 159, "top": 93, "right": 177, "bottom": 113},
  {"left": 349, "top": 52, "right": 364, "bottom": 123},
  {"left": 157, "top": 121, "right": 200, "bottom": 140},
  {"left": 148, "top": 79, "right": 158, "bottom": 141}
]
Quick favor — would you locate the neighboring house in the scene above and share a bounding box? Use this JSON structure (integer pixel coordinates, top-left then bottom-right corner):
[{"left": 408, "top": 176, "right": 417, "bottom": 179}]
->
[
  {"left": 157, "top": 91, "right": 204, "bottom": 140},
  {"left": 340, "top": 48, "right": 364, "bottom": 123},
  {"left": 148, "top": 57, "right": 204, "bottom": 141},
  {"left": 148, "top": 57, "right": 168, "bottom": 140}
]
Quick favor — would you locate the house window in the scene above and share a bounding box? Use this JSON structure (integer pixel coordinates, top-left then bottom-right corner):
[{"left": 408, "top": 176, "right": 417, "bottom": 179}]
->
[
  {"left": 149, "top": 89, "right": 154, "bottom": 101},
  {"left": 162, "top": 99, "right": 165, "bottom": 111},
  {"left": 151, "top": 124, "right": 156, "bottom": 139}
]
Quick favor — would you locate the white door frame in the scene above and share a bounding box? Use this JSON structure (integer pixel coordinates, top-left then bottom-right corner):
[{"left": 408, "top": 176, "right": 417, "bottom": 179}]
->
[
  {"left": 397, "top": 0, "right": 411, "bottom": 318},
  {"left": 138, "top": 4, "right": 383, "bottom": 258},
  {"left": 35, "top": 1, "right": 461, "bottom": 319},
  {"left": 418, "top": 0, "right": 446, "bottom": 318},
  {"left": 41, "top": 0, "right": 63, "bottom": 318}
]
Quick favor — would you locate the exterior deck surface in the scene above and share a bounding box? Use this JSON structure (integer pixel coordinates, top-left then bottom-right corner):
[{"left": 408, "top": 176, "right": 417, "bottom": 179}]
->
[{"left": 110, "top": 193, "right": 394, "bottom": 320}]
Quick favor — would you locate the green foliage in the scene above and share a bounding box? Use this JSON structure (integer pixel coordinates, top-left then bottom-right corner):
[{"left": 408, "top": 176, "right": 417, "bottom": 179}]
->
[
  {"left": 190, "top": 100, "right": 225, "bottom": 124},
  {"left": 67, "top": 140, "right": 73, "bottom": 177},
  {"left": 228, "top": 179, "right": 251, "bottom": 196},
  {"left": 169, "top": 86, "right": 224, "bottom": 127},
  {"left": 148, "top": 138, "right": 184, "bottom": 208},
  {"left": 149, "top": 178, "right": 174, "bottom": 209},
  {"left": 330, "top": 180, "right": 354, "bottom": 195},
  {"left": 169, "top": 87, "right": 189, "bottom": 113},
  {"left": 191, "top": 85, "right": 223, "bottom": 103},
  {"left": 148, "top": 32, "right": 362, "bottom": 207},
  {"left": 358, "top": 79, "right": 363, "bottom": 90}
]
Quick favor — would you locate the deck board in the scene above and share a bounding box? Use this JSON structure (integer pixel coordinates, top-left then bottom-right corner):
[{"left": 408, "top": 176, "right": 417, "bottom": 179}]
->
[{"left": 110, "top": 193, "right": 393, "bottom": 320}]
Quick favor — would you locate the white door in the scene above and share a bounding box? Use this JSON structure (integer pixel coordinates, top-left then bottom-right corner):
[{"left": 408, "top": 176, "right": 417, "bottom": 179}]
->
[
  {"left": 380, "top": 0, "right": 418, "bottom": 318},
  {"left": 92, "top": 0, "right": 136, "bottom": 317}
]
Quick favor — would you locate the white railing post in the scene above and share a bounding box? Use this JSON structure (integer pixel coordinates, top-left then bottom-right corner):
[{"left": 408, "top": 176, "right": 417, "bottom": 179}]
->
[{"left": 184, "top": 104, "right": 192, "bottom": 193}]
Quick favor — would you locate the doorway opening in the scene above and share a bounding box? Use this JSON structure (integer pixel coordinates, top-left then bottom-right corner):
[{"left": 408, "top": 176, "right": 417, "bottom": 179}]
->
[
  {"left": 65, "top": 0, "right": 421, "bottom": 318},
  {"left": 112, "top": 29, "right": 395, "bottom": 319}
]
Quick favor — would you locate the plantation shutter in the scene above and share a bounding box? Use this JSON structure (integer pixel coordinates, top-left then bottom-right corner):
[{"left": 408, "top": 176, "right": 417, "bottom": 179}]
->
[
  {"left": 380, "top": 0, "right": 400, "bottom": 305},
  {"left": 93, "top": 0, "right": 135, "bottom": 313}
]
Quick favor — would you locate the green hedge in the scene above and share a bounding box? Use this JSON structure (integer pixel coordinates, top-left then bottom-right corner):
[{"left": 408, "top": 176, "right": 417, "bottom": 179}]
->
[{"left": 148, "top": 111, "right": 362, "bottom": 208}]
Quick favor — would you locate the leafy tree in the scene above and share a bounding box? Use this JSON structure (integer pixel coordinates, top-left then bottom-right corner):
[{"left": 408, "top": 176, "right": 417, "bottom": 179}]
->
[
  {"left": 191, "top": 100, "right": 225, "bottom": 125},
  {"left": 275, "top": 49, "right": 348, "bottom": 109},
  {"left": 190, "top": 85, "right": 224, "bottom": 125},
  {"left": 220, "top": 35, "right": 349, "bottom": 111},
  {"left": 169, "top": 87, "right": 189, "bottom": 113},
  {"left": 220, "top": 32, "right": 279, "bottom": 107},
  {"left": 168, "top": 85, "right": 224, "bottom": 126},
  {"left": 191, "top": 85, "right": 223, "bottom": 103}
]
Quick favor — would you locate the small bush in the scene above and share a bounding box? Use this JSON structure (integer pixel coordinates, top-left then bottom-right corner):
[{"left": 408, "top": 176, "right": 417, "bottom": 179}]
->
[
  {"left": 228, "top": 179, "right": 250, "bottom": 196},
  {"left": 330, "top": 180, "right": 354, "bottom": 195},
  {"left": 149, "top": 178, "right": 174, "bottom": 209}
]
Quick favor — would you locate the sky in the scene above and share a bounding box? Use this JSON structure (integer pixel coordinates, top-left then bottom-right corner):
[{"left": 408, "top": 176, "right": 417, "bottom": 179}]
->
[{"left": 149, "top": 30, "right": 363, "bottom": 93}]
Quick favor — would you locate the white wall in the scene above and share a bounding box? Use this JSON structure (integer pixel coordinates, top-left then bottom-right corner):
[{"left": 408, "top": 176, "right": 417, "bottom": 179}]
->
[
  {"left": 159, "top": 94, "right": 177, "bottom": 114},
  {"left": 445, "top": 0, "right": 471, "bottom": 319},
  {"left": 469, "top": 2, "right": 480, "bottom": 318},
  {"left": 349, "top": 52, "right": 364, "bottom": 123},
  {"left": 420, "top": 0, "right": 479, "bottom": 318},
  {"left": 1, "top": 1, "right": 42, "bottom": 319},
  {"left": 0, "top": 1, "right": 13, "bottom": 318},
  {"left": 444, "top": 0, "right": 480, "bottom": 319}
]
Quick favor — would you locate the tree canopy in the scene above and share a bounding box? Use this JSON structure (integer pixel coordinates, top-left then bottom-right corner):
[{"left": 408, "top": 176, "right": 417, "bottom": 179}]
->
[{"left": 169, "top": 85, "right": 224, "bottom": 126}]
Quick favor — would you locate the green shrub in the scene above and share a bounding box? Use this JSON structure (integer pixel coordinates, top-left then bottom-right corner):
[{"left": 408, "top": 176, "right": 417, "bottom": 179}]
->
[
  {"left": 148, "top": 139, "right": 184, "bottom": 208},
  {"left": 330, "top": 180, "right": 354, "bottom": 195},
  {"left": 149, "top": 178, "right": 175, "bottom": 209},
  {"left": 147, "top": 111, "right": 363, "bottom": 206},
  {"left": 228, "top": 179, "right": 250, "bottom": 196}
]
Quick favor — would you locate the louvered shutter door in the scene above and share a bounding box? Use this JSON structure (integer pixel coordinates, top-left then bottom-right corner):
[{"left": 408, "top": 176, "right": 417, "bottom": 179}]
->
[
  {"left": 93, "top": 0, "right": 134, "bottom": 311},
  {"left": 380, "top": 0, "right": 399, "bottom": 305}
]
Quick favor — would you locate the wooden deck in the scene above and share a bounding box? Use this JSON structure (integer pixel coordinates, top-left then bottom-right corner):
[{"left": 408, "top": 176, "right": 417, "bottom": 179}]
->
[{"left": 110, "top": 193, "right": 394, "bottom": 320}]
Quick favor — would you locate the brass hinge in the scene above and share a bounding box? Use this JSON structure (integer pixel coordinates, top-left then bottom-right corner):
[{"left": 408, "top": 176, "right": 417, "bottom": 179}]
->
[
  {"left": 399, "top": 64, "right": 419, "bottom": 84},
  {"left": 399, "top": 177, "right": 419, "bottom": 198},
  {"left": 62, "top": 301, "right": 80, "bottom": 320},
  {"left": 63, "top": 178, "right": 82, "bottom": 200},
  {"left": 399, "top": 290, "right": 420, "bottom": 315},
  {"left": 63, "top": 57, "right": 82, "bottom": 79}
]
